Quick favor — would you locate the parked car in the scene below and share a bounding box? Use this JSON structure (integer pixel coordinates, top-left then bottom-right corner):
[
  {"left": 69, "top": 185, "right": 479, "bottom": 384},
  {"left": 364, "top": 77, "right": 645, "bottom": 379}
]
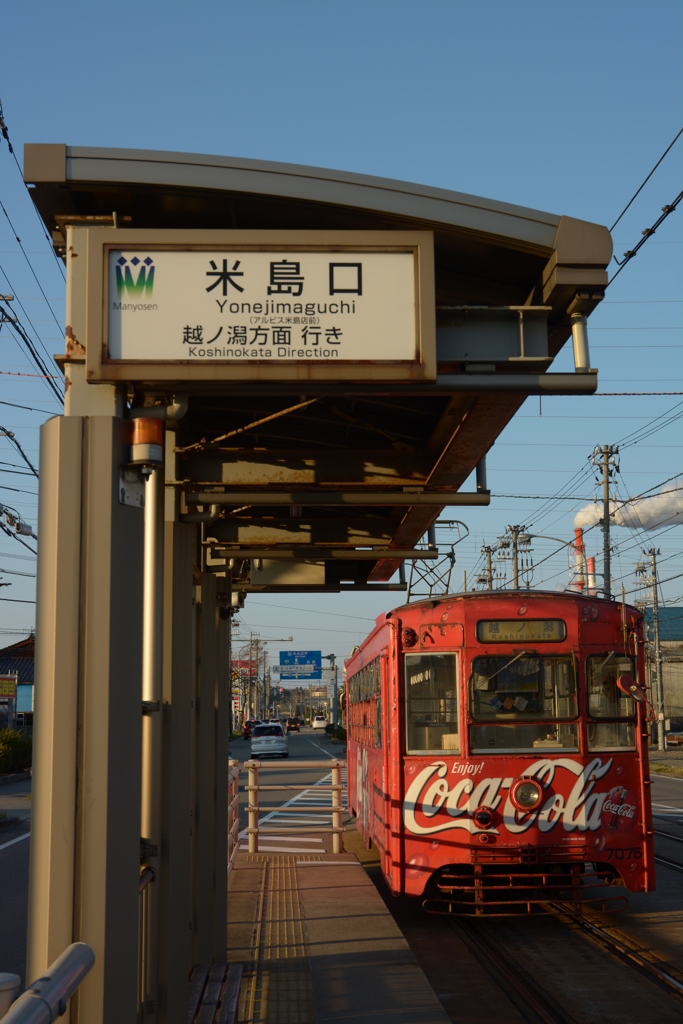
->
[
  {"left": 286, "top": 717, "right": 300, "bottom": 732},
  {"left": 312, "top": 714, "right": 327, "bottom": 730},
  {"left": 250, "top": 723, "right": 288, "bottom": 759},
  {"left": 243, "top": 718, "right": 262, "bottom": 740}
]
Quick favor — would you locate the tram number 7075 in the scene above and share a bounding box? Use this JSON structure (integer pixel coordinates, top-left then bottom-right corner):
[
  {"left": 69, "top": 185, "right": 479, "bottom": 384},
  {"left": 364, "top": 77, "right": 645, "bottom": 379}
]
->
[{"left": 605, "top": 847, "right": 642, "bottom": 860}]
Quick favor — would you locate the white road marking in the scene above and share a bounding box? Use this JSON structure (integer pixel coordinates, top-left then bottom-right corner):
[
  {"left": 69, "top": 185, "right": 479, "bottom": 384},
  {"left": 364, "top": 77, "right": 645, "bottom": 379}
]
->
[
  {"left": 0, "top": 831, "right": 30, "bottom": 852},
  {"left": 238, "top": 765, "right": 347, "bottom": 844}
]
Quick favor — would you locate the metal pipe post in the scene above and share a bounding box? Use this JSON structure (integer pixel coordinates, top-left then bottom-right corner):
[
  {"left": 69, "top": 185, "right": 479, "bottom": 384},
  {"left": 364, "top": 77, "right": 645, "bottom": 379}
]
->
[
  {"left": 650, "top": 548, "right": 665, "bottom": 751},
  {"left": 332, "top": 764, "right": 342, "bottom": 855},
  {"left": 140, "top": 461, "right": 164, "bottom": 1011},
  {"left": 248, "top": 765, "right": 258, "bottom": 853}
]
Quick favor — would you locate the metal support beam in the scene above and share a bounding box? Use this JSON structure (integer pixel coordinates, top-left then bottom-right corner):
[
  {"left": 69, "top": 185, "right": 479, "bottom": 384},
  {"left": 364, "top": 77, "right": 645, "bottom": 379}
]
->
[
  {"left": 209, "top": 547, "right": 439, "bottom": 560},
  {"left": 185, "top": 491, "right": 490, "bottom": 506},
  {"left": 238, "top": 583, "right": 407, "bottom": 593}
]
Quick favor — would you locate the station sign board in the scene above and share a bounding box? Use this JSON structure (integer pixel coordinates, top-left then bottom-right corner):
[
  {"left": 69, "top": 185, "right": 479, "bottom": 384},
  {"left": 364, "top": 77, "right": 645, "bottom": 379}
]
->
[
  {"left": 83, "top": 229, "right": 435, "bottom": 383},
  {"left": 278, "top": 650, "right": 322, "bottom": 680}
]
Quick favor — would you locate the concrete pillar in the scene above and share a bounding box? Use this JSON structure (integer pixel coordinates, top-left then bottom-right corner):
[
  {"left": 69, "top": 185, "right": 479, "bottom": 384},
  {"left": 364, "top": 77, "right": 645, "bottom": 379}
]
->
[
  {"left": 29, "top": 415, "right": 144, "bottom": 1024},
  {"left": 28, "top": 417, "right": 82, "bottom": 997}
]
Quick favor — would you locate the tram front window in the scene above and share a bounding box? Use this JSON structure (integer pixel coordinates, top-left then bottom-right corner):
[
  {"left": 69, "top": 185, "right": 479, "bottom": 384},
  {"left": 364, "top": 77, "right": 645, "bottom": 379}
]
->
[
  {"left": 586, "top": 654, "right": 636, "bottom": 750},
  {"left": 405, "top": 653, "right": 460, "bottom": 753},
  {"left": 469, "top": 655, "right": 579, "bottom": 753}
]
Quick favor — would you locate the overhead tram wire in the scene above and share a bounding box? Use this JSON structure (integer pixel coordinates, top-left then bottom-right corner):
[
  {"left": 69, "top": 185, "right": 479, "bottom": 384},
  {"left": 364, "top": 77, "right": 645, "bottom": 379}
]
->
[
  {"left": 0, "top": 257, "right": 64, "bottom": 387},
  {"left": 0, "top": 198, "right": 65, "bottom": 340},
  {"left": 0, "top": 424, "right": 39, "bottom": 478},
  {"left": 0, "top": 97, "right": 65, "bottom": 281},
  {"left": 610, "top": 126, "right": 683, "bottom": 233},
  {"left": 608, "top": 188, "right": 683, "bottom": 287},
  {"left": 0, "top": 301, "right": 63, "bottom": 404}
]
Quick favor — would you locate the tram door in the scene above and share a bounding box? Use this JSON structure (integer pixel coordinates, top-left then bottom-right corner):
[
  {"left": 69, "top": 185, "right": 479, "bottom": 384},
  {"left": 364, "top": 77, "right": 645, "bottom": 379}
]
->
[{"left": 379, "top": 650, "right": 391, "bottom": 872}]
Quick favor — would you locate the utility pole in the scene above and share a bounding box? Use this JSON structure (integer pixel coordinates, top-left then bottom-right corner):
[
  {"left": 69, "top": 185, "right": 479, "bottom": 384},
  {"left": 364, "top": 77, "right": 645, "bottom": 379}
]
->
[
  {"left": 497, "top": 526, "right": 530, "bottom": 589},
  {"left": 482, "top": 545, "right": 493, "bottom": 590},
  {"left": 592, "top": 444, "right": 619, "bottom": 600},
  {"left": 649, "top": 547, "right": 664, "bottom": 751},
  {"left": 323, "top": 653, "right": 338, "bottom": 730}
]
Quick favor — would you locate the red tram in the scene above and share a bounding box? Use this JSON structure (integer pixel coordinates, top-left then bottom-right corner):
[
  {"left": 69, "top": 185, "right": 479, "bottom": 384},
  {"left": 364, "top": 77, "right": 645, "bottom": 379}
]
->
[{"left": 345, "top": 591, "right": 654, "bottom": 914}]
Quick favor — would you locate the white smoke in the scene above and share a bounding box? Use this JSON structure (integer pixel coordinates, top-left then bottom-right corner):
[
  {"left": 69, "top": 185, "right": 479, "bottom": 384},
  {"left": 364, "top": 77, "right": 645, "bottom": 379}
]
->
[{"left": 574, "top": 481, "right": 683, "bottom": 532}]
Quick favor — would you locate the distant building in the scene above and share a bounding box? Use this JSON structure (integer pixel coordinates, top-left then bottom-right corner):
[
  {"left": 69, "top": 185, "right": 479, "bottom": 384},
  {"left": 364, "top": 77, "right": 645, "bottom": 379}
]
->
[
  {"left": 0, "top": 634, "right": 35, "bottom": 732},
  {"left": 643, "top": 608, "right": 683, "bottom": 731}
]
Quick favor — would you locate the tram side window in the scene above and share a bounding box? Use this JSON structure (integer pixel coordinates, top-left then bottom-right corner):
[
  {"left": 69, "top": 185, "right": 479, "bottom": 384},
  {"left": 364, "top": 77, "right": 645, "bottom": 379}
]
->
[
  {"left": 586, "top": 654, "right": 636, "bottom": 750},
  {"left": 405, "top": 653, "right": 459, "bottom": 754},
  {"left": 376, "top": 697, "right": 382, "bottom": 748}
]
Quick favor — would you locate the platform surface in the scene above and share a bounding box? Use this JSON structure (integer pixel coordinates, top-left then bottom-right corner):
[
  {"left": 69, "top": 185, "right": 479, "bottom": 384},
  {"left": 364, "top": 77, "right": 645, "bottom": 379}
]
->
[{"left": 228, "top": 850, "right": 451, "bottom": 1024}]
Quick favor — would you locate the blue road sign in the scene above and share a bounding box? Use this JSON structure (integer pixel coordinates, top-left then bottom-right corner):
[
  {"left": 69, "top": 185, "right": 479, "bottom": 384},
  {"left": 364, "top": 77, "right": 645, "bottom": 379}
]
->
[{"left": 279, "top": 650, "right": 321, "bottom": 680}]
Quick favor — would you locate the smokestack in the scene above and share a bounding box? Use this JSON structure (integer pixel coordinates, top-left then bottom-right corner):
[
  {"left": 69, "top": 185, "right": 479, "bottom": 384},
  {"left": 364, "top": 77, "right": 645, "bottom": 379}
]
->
[
  {"left": 573, "top": 527, "right": 586, "bottom": 591},
  {"left": 587, "top": 556, "right": 597, "bottom": 596}
]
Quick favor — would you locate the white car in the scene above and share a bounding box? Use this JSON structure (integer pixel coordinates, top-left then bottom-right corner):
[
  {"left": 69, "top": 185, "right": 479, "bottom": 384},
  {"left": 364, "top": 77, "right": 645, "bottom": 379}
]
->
[
  {"left": 250, "top": 723, "right": 288, "bottom": 759},
  {"left": 312, "top": 715, "right": 327, "bottom": 730}
]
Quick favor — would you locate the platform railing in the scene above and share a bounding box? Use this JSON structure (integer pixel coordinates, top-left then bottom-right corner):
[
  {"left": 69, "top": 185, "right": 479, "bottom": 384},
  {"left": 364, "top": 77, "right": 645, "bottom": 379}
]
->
[
  {"left": 1, "top": 943, "right": 95, "bottom": 1022},
  {"left": 228, "top": 758, "right": 240, "bottom": 880},
  {"left": 243, "top": 759, "right": 345, "bottom": 855}
]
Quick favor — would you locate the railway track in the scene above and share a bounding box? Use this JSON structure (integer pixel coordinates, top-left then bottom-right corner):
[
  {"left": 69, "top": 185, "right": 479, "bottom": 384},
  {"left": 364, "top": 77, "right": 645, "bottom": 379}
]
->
[
  {"left": 372, "top": 852, "right": 683, "bottom": 1024},
  {"left": 444, "top": 904, "right": 683, "bottom": 1024}
]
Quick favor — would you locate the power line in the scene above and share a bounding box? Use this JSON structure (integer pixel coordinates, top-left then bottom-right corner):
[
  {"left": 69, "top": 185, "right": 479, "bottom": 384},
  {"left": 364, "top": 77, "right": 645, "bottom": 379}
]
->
[
  {"left": 0, "top": 97, "right": 66, "bottom": 281},
  {"left": 0, "top": 198, "right": 65, "bottom": 338},
  {"left": 609, "top": 188, "right": 683, "bottom": 286},
  {"left": 0, "top": 424, "right": 39, "bottom": 478},
  {"left": 0, "top": 520, "right": 36, "bottom": 555},
  {"left": 0, "top": 303, "right": 63, "bottom": 403},
  {"left": 0, "top": 260, "right": 60, "bottom": 371},
  {"left": 610, "top": 126, "right": 683, "bottom": 232}
]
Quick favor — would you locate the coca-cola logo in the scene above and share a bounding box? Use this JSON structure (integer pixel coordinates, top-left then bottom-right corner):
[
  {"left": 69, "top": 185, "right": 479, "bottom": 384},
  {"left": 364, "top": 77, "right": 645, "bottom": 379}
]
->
[
  {"left": 600, "top": 786, "right": 638, "bottom": 832},
  {"left": 402, "top": 756, "right": 620, "bottom": 838}
]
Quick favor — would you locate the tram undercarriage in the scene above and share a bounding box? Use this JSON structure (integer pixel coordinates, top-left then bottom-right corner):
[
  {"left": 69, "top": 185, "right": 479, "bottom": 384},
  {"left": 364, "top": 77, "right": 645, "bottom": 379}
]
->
[{"left": 422, "top": 852, "right": 627, "bottom": 916}]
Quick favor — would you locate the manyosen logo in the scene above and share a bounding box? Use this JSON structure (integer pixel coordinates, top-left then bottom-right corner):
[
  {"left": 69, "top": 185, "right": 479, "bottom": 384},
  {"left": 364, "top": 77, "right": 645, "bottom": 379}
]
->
[{"left": 116, "top": 256, "right": 155, "bottom": 298}]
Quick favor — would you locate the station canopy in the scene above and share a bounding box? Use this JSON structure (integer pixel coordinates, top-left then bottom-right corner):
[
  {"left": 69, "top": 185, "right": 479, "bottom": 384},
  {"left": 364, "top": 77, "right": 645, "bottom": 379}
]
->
[{"left": 25, "top": 144, "right": 611, "bottom": 589}]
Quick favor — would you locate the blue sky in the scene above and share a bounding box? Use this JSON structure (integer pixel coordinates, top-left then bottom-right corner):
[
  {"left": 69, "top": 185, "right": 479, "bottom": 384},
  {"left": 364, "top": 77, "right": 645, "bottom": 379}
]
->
[{"left": 0, "top": 1, "right": 681, "bottom": 668}]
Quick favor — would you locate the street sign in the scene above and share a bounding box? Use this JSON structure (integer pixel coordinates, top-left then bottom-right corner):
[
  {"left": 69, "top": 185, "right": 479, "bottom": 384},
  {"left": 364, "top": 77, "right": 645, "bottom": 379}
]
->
[
  {"left": 84, "top": 229, "right": 436, "bottom": 383},
  {"left": 279, "top": 650, "right": 321, "bottom": 680},
  {"left": 0, "top": 675, "right": 17, "bottom": 698}
]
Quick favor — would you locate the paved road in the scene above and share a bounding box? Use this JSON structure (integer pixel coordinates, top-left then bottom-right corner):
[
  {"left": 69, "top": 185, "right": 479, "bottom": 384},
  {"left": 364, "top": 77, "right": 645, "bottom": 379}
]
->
[
  {"left": 0, "top": 778, "right": 32, "bottom": 989},
  {"left": 228, "top": 727, "right": 349, "bottom": 854}
]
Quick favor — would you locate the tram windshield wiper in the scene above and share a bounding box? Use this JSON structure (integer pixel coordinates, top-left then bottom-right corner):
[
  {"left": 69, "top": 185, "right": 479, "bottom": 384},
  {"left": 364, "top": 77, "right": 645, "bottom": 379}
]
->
[
  {"left": 481, "top": 650, "right": 528, "bottom": 684},
  {"left": 594, "top": 651, "right": 615, "bottom": 681}
]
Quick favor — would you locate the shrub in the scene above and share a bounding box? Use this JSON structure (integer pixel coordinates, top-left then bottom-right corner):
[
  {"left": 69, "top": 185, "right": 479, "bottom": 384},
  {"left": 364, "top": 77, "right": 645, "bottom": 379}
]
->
[
  {"left": 0, "top": 729, "right": 32, "bottom": 774},
  {"left": 325, "top": 724, "right": 334, "bottom": 735}
]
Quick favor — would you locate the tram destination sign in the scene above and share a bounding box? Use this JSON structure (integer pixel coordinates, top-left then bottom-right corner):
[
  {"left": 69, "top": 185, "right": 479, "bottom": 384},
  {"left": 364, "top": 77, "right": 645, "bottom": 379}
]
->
[
  {"left": 476, "top": 620, "right": 567, "bottom": 643},
  {"left": 83, "top": 229, "right": 436, "bottom": 382}
]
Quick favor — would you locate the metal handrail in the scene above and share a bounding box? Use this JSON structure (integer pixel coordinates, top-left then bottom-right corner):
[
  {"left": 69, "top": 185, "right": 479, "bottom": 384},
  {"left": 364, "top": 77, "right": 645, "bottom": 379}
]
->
[
  {"left": 243, "top": 759, "right": 345, "bottom": 854},
  {"left": 2, "top": 943, "right": 95, "bottom": 1023},
  {"left": 228, "top": 759, "right": 240, "bottom": 880}
]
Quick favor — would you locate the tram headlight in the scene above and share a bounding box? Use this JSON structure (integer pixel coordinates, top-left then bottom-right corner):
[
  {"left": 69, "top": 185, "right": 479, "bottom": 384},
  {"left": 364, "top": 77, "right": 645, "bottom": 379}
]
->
[
  {"left": 471, "top": 806, "right": 494, "bottom": 830},
  {"left": 510, "top": 778, "right": 544, "bottom": 812}
]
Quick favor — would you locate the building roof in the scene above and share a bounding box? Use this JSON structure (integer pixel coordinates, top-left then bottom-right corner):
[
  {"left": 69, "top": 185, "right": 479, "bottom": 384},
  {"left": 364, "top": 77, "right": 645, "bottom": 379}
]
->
[{"left": 644, "top": 607, "right": 683, "bottom": 643}]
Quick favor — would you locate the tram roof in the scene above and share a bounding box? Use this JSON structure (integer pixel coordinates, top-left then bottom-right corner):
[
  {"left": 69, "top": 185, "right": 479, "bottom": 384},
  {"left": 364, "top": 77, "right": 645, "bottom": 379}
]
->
[{"left": 24, "top": 145, "right": 613, "bottom": 591}]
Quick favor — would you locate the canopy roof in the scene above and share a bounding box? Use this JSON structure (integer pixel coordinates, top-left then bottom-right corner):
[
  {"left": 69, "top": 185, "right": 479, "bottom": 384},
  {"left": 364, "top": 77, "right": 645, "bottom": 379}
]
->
[{"left": 25, "top": 145, "right": 612, "bottom": 589}]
